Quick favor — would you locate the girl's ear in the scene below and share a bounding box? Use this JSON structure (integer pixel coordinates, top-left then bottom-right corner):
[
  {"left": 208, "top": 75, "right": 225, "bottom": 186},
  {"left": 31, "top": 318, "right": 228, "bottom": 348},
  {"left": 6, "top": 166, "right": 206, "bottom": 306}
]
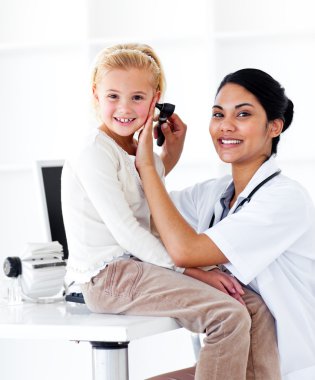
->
[
  {"left": 92, "top": 84, "right": 99, "bottom": 101},
  {"left": 155, "top": 90, "right": 161, "bottom": 103},
  {"left": 269, "top": 118, "right": 284, "bottom": 137}
]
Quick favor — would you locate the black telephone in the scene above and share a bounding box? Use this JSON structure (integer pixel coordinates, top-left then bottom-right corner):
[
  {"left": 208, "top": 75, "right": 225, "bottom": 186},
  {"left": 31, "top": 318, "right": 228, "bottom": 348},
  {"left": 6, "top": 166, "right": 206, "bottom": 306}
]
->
[{"left": 155, "top": 102, "right": 175, "bottom": 146}]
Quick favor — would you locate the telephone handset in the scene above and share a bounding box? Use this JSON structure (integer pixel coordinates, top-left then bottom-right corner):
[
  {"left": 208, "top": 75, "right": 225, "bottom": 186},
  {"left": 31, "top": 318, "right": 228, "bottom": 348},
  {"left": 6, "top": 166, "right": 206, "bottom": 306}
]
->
[{"left": 155, "top": 102, "right": 175, "bottom": 146}]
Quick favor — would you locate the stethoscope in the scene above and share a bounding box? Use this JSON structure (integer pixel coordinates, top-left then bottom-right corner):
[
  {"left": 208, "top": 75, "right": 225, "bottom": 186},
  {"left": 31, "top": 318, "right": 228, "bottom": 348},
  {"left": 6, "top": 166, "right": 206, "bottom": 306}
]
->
[{"left": 209, "top": 170, "right": 281, "bottom": 228}]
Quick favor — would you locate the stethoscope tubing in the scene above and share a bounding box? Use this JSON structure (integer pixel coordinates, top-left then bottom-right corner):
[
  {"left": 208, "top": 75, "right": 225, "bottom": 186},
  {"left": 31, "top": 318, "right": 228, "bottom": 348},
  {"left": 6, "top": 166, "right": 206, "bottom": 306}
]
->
[{"left": 209, "top": 170, "right": 281, "bottom": 228}]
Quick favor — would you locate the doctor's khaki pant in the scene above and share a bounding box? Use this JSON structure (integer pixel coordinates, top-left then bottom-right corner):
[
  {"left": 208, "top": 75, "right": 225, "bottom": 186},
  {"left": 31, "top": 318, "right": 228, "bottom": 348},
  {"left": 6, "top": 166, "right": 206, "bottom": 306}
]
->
[{"left": 81, "top": 259, "right": 281, "bottom": 380}]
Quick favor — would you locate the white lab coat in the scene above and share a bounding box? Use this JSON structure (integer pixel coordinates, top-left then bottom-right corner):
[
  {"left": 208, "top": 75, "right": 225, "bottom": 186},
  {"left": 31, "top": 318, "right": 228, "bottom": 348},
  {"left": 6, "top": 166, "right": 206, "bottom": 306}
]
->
[{"left": 170, "top": 156, "right": 315, "bottom": 380}]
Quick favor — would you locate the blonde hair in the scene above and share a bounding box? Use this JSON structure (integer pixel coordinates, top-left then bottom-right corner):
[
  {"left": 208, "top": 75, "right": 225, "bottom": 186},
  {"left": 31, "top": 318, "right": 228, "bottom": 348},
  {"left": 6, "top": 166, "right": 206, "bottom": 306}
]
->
[{"left": 91, "top": 43, "right": 166, "bottom": 118}]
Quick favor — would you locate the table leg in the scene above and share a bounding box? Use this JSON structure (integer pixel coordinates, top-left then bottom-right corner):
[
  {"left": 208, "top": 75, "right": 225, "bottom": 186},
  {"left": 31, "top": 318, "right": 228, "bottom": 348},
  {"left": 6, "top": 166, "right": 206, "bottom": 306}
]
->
[{"left": 91, "top": 341, "right": 129, "bottom": 380}]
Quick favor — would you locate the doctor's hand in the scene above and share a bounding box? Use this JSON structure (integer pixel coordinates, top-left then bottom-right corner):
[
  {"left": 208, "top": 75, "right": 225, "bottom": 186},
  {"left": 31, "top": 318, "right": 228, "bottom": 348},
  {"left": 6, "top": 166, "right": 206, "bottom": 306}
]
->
[
  {"left": 157, "top": 113, "right": 187, "bottom": 176},
  {"left": 184, "top": 267, "right": 245, "bottom": 305}
]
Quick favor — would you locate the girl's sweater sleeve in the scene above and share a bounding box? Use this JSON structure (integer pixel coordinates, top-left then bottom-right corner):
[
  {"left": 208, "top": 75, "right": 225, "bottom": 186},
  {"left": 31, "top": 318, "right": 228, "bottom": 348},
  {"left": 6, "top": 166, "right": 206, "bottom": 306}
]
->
[{"left": 75, "top": 141, "right": 183, "bottom": 272}]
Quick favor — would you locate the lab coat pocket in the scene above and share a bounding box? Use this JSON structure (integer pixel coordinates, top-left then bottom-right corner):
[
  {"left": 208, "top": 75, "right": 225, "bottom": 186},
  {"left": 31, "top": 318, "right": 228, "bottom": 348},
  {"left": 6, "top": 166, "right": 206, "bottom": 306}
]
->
[{"left": 255, "top": 268, "right": 274, "bottom": 289}]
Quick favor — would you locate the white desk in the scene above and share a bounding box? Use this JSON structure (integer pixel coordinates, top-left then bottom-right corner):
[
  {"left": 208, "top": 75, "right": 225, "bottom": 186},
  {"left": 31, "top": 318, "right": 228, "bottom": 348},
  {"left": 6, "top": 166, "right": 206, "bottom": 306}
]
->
[{"left": 0, "top": 300, "right": 181, "bottom": 380}]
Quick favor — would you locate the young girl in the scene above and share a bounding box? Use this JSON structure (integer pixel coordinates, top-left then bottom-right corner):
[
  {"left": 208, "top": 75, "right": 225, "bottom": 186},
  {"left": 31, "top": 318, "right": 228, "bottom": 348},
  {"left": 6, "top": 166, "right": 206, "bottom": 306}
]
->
[
  {"left": 61, "top": 45, "right": 281, "bottom": 379},
  {"left": 136, "top": 68, "right": 315, "bottom": 379}
]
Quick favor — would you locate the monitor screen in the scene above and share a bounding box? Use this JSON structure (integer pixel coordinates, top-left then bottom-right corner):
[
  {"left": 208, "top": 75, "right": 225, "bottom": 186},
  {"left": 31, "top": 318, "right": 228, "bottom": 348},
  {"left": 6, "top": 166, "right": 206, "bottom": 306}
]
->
[{"left": 34, "top": 160, "right": 69, "bottom": 259}]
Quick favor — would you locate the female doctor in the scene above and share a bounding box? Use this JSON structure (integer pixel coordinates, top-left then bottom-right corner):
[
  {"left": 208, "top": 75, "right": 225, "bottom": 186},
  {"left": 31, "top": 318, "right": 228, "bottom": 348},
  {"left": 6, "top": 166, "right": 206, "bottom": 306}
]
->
[{"left": 136, "top": 68, "right": 315, "bottom": 380}]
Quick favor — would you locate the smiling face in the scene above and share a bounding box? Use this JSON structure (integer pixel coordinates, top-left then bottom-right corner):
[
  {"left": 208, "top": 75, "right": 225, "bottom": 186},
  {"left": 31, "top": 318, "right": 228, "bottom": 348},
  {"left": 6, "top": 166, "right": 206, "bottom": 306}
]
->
[
  {"left": 93, "top": 68, "right": 157, "bottom": 144},
  {"left": 210, "top": 83, "right": 282, "bottom": 169}
]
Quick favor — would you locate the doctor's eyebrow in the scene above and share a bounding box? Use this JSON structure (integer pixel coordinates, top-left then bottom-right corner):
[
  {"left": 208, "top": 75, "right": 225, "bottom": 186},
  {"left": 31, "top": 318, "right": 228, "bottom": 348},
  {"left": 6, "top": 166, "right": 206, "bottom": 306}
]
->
[
  {"left": 212, "top": 102, "right": 254, "bottom": 110},
  {"left": 235, "top": 102, "right": 254, "bottom": 109}
]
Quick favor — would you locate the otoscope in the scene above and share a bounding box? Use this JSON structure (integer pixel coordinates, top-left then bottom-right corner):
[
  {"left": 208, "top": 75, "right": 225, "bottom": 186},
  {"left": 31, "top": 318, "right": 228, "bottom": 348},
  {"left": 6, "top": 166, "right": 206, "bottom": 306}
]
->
[{"left": 155, "top": 102, "right": 176, "bottom": 146}]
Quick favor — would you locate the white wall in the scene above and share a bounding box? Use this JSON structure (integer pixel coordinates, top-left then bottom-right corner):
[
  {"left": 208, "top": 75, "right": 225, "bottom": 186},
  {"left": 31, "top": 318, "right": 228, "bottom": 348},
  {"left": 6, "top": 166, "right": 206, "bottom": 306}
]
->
[{"left": 1, "top": 0, "right": 315, "bottom": 379}]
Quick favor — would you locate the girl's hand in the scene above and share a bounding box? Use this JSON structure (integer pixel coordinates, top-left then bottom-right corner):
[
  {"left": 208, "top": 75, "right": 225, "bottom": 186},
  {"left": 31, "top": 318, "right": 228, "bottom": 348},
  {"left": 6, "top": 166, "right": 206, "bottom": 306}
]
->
[
  {"left": 135, "top": 95, "right": 158, "bottom": 174},
  {"left": 184, "top": 268, "right": 246, "bottom": 305},
  {"left": 157, "top": 113, "right": 187, "bottom": 175}
]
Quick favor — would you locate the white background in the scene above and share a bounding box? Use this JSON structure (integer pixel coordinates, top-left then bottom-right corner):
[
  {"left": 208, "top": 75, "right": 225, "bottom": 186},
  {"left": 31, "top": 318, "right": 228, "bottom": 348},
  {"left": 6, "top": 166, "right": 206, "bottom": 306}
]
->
[{"left": 1, "top": 0, "right": 315, "bottom": 379}]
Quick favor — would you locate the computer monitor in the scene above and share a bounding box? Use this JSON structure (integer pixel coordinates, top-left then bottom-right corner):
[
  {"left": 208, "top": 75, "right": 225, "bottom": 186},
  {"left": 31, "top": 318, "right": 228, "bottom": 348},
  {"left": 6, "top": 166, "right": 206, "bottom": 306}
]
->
[{"left": 34, "top": 160, "right": 69, "bottom": 259}]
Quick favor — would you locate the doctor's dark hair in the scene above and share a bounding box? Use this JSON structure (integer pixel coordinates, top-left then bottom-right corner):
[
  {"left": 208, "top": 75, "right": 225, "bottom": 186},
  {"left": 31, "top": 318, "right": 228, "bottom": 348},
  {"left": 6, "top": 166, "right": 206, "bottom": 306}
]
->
[{"left": 216, "top": 68, "right": 294, "bottom": 155}]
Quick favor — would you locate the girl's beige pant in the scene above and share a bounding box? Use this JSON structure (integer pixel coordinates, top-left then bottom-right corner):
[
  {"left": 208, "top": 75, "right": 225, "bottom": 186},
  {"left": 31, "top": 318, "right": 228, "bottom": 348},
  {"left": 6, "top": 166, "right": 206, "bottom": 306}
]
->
[{"left": 81, "top": 259, "right": 281, "bottom": 380}]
